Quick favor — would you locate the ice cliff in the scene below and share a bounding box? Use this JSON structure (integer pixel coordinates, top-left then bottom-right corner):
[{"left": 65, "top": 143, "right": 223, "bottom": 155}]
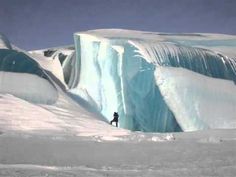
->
[{"left": 70, "top": 29, "right": 236, "bottom": 132}]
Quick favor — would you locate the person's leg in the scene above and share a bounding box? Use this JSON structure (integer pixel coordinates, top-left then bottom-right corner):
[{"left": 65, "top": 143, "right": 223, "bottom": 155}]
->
[
  {"left": 110, "top": 120, "right": 115, "bottom": 125},
  {"left": 116, "top": 122, "right": 118, "bottom": 127}
]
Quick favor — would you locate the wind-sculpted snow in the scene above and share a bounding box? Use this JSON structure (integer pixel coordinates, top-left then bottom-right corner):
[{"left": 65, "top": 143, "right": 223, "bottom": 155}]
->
[
  {"left": 72, "top": 29, "right": 236, "bottom": 132},
  {"left": 0, "top": 49, "right": 58, "bottom": 104}
]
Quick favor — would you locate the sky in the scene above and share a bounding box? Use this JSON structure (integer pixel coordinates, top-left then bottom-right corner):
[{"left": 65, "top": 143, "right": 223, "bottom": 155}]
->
[{"left": 0, "top": 0, "right": 236, "bottom": 50}]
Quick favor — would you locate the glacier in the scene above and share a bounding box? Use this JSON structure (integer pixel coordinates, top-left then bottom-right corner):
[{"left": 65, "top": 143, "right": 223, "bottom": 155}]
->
[
  {"left": 69, "top": 29, "right": 236, "bottom": 132},
  {"left": 0, "top": 30, "right": 236, "bottom": 133}
]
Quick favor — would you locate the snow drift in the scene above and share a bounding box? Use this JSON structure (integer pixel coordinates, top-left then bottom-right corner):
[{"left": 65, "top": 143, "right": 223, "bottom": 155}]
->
[{"left": 0, "top": 72, "right": 58, "bottom": 104}]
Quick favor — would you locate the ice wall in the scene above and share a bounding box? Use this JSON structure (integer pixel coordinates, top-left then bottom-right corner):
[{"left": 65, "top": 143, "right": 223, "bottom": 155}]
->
[{"left": 72, "top": 30, "right": 236, "bottom": 132}]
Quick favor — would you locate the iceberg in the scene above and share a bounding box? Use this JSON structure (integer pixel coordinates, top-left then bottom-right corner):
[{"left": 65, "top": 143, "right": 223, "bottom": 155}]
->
[{"left": 70, "top": 29, "right": 236, "bottom": 132}]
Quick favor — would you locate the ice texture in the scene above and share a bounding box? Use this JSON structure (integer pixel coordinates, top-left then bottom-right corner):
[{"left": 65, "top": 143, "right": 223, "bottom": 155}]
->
[{"left": 72, "top": 29, "right": 236, "bottom": 132}]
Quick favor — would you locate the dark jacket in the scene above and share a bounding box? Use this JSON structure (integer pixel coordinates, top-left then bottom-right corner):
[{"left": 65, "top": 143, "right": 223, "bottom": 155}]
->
[{"left": 113, "top": 112, "right": 119, "bottom": 122}]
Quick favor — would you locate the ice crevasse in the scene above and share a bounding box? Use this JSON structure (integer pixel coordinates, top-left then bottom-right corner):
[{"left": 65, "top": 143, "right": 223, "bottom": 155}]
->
[{"left": 67, "top": 29, "right": 236, "bottom": 132}]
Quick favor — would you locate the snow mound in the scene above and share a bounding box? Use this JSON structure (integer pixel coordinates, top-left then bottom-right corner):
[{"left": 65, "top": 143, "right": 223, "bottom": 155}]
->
[{"left": 0, "top": 72, "right": 58, "bottom": 104}]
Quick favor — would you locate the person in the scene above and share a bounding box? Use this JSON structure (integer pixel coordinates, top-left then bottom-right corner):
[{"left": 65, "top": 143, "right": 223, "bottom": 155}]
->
[{"left": 110, "top": 112, "right": 119, "bottom": 127}]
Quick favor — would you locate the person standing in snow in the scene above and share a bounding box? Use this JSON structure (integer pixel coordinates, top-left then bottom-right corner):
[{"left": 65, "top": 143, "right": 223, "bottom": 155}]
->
[{"left": 110, "top": 112, "right": 119, "bottom": 127}]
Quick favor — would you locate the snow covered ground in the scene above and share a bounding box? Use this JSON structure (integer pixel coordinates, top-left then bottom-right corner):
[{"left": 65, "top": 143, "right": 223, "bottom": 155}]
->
[
  {"left": 0, "top": 90, "right": 235, "bottom": 176},
  {"left": 0, "top": 128, "right": 235, "bottom": 176}
]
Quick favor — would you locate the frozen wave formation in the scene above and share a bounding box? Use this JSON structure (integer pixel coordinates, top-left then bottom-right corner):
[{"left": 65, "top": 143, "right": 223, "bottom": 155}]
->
[
  {"left": 1, "top": 29, "right": 236, "bottom": 133},
  {"left": 68, "top": 29, "right": 236, "bottom": 132}
]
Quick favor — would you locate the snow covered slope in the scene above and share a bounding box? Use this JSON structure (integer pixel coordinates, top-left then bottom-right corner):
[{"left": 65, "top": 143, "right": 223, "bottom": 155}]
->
[
  {"left": 0, "top": 42, "right": 128, "bottom": 139},
  {"left": 73, "top": 29, "right": 236, "bottom": 132},
  {"left": 0, "top": 72, "right": 58, "bottom": 104}
]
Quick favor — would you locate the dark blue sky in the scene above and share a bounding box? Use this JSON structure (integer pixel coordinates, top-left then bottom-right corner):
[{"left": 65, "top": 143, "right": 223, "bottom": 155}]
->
[{"left": 0, "top": 0, "right": 236, "bottom": 50}]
